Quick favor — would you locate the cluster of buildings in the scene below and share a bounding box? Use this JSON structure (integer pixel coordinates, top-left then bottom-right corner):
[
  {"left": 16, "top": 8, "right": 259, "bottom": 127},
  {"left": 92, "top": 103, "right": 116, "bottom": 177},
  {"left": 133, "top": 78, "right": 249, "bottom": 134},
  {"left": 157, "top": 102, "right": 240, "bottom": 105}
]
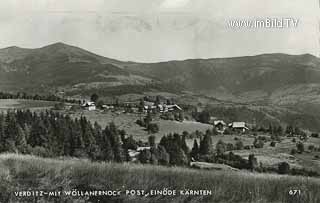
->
[
  {"left": 142, "top": 101, "right": 182, "bottom": 113},
  {"left": 80, "top": 100, "right": 182, "bottom": 114},
  {"left": 210, "top": 118, "right": 249, "bottom": 133}
]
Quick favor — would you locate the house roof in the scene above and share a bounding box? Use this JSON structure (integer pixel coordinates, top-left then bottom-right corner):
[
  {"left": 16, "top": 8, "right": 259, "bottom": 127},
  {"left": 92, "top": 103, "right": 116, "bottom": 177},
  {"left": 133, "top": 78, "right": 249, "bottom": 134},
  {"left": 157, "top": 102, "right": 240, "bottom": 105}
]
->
[
  {"left": 229, "top": 122, "right": 248, "bottom": 129},
  {"left": 214, "top": 120, "right": 226, "bottom": 126},
  {"left": 166, "top": 104, "right": 182, "bottom": 110}
]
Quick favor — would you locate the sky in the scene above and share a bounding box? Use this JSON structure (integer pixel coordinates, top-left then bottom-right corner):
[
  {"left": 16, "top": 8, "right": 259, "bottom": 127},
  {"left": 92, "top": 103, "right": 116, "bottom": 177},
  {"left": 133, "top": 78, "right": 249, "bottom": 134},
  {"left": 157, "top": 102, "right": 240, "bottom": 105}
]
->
[{"left": 0, "top": 0, "right": 319, "bottom": 62}]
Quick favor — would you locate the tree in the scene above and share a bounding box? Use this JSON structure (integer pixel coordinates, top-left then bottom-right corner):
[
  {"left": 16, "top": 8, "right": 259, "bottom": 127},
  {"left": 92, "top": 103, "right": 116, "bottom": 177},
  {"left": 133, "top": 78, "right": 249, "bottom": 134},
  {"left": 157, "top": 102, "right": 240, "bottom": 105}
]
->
[
  {"left": 198, "top": 111, "right": 210, "bottom": 123},
  {"left": 138, "top": 149, "right": 152, "bottom": 164},
  {"left": 16, "top": 125, "right": 28, "bottom": 153},
  {"left": 278, "top": 162, "right": 290, "bottom": 174},
  {"left": 216, "top": 140, "right": 226, "bottom": 156},
  {"left": 156, "top": 145, "right": 170, "bottom": 165},
  {"left": 296, "top": 142, "right": 304, "bottom": 153},
  {"left": 199, "top": 133, "right": 213, "bottom": 155},
  {"left": 147, "top": 123, "right": 159, "bottom": 134},
  {"left": 106, "top": 123, "right": 125, "bottom": 162},
  {"left": 253, "top": 138, "right": 264, "bottom": 148},
  {"left": 90, "top": 93, "right": 99, "bottom": 103},
  {"left": 248, "top": 154, "right": 258, "bottom": 171},
  {"left": 180, "top": 134, "right": 189, "bottom": 155},
  {"left": 235, "top": 140, "right": 244, "bottom": 150},
  {"left": 178, "top": 112, "right": 184, "bottom": 122},
  {"left": 270, "top": 141, "right": 276, "bottom": 147},
  {"left": 144, "top": 113, "right": 152, "bottom": 127},
  {"left": 190, "top": 139, "right": 199, "bottom": 160},
  {"left": 96, "top": 100, "right": 104, "bottom": 109},
  {"left": 148, "top": 135, "right": 156, "bottom": 148}
]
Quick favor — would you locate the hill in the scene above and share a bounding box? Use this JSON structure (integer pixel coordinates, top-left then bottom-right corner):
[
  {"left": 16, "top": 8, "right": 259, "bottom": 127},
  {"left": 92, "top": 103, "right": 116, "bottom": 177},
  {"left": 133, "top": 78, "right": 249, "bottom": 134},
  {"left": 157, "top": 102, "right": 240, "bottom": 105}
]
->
[
  {"left": 2, "top": 43, "right": 320, "bottom": 131},
  {"left": 0, "top": 153, "right": 319, "bottom": 203},
  {"left": 0, "top": 43, "right": 151, "bottom": 93},
  {"left": 127, "top": 53, "right": 320, "bottom": 98},
  {"left": 1, "top": 43, "right": 320, "bottom": 100}
]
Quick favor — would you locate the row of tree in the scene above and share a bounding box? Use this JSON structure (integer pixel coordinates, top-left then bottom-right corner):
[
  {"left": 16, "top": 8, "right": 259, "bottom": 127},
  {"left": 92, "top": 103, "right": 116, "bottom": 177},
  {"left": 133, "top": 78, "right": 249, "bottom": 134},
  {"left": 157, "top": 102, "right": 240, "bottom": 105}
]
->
[{"left": 0, "top": 110, "right": 125, "bottom": 162}]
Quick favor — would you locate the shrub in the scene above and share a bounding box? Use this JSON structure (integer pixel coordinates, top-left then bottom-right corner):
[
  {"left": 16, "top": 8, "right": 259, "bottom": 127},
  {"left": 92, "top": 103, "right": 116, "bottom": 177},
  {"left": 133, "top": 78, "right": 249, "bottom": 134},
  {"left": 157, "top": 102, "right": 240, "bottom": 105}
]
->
[
  {"left": 235, "top": 140, "right": 244, "bottom": 150},
  {"left": 308, "top": 145, "right": 315, "bottom": 151},
  {"left": 226, "top": 143, "right": 234, "bottom": 151},
  {"left": 253, "top": 138, "right": 264, "bottom": 148},
  {"left": 311, "top": 133, "right": 319, "bottom": 138},
  {"left": 248, "top": 154, "right": 258, "bottom": 171},
  {"left": 53, "top": 102, "right": 65, "bottom": 110},
  {"left": 278, "top": 162, "right": 290, "bottom": 174},
  {"left": 223, "top": 128, "right": 233, "bottom": 135},
  {"left": 136, "top": 119, "right": 145, "bottom": 127},
  {"left": 296, "top": 142, "right": 304, "bottom": 153},
  {"left": 147, "top": 123, "right": 159, "bottom": 134},
  {"left": 270, "top": 141, "right": 276, "bottom": 147},
  {"left": 244, "top": 145, "right": 251, "bottom": 150},
  {"left": 290, "top": 149, "right": 297, "bottom": 155}
]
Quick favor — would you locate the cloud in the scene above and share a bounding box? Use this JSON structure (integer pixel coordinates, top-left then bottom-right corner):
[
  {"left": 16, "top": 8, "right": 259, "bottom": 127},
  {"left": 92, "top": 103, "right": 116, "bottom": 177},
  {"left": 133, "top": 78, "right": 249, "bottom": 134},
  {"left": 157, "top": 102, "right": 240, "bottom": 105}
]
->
[{"left": 160, "top": 0, "right": 190, "bottom": 9}]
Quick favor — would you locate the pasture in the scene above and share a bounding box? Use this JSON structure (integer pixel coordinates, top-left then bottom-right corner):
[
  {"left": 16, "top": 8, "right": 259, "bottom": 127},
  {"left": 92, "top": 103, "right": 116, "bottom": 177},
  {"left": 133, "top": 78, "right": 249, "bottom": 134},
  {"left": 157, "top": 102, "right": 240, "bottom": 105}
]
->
[
  {"left": 0, "top": 153, "right": 319, "bottom": 203},
  {"left": 0, "top": 99, "right": 55, "bottom": 111}
]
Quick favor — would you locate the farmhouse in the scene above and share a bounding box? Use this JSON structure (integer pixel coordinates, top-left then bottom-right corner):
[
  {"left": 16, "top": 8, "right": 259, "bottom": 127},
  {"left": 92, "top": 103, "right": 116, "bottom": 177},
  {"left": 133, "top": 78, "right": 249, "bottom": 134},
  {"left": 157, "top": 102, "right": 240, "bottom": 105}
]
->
[
  {"left": 228, "top": 122, "right": 249, "bottom": 132},
  {"left": 213, "top": 120, "right": 226, "bottom": 132},
  {"left": 128, "top": 147, "right": 151, "bottom": 162},
  {"left": 81, "top": 101, "right": 96, "bottom": 111},
  {"left": 144, "top": 102, "right": 182, "bottom": 113}
]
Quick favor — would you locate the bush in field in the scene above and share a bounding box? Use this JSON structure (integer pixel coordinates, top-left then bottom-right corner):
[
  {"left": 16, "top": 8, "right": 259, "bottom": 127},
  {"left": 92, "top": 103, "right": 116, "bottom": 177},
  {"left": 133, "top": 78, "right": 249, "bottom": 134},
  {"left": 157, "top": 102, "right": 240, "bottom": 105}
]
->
[
  {"left": 216, "top": 140, "right": 226, "bottom": 156},
  {"left": 53, "top": 102, "right": 65, "bottom": 110},
  {"left": 278, "top": 162, "right": 290, "bottom": 174},
  {"left": 311, "top": 133, "right": 319, "bottom": 138},
  {"left": 235, "top": 140, "right": 244, "bottom": 150},
  {"left": 270, "top": 141, "right": 276, "bottom": 147},
  {"left": 296, "top": 142, "right": 304, "bottom": 153},
  {"left": 244, "top": 145, "right": 251, "bottom": 150},
  {"left": 147, "top": 123, "right": 159, "bottom": 134},
  {"left": 248, "top": 154, "right": 258, "bottom": 171},
  {"left": 226, "top": 143, "right": 234, "bottom": 151},
  {"left": 308, "top": 145, "right": 315, "bottom": 151},
  {"left": 290, "top": 148, "right": 297, "bottom": 155},
  {"left": 253, "top": 138, "right": 264, "bottom": 148},
  {"left": 223, "top": 128, "right": 233, "bottom": 135}
]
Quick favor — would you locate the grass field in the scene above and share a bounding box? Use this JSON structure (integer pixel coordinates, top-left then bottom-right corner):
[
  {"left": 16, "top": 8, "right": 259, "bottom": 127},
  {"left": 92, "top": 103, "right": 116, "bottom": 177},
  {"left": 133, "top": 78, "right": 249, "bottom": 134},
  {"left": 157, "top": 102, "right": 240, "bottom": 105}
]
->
[
  {"left": 68, "top": 110, "right": 320, "bottom": 172},
  {"left": 70, "top": 111, "right": 212, "bottom": 143},
  {"left": 0, "top": 153, "right": 319, "bottom": 203},
  {"left": 0, "top": 99, "right": 55, "bottom": 111}
]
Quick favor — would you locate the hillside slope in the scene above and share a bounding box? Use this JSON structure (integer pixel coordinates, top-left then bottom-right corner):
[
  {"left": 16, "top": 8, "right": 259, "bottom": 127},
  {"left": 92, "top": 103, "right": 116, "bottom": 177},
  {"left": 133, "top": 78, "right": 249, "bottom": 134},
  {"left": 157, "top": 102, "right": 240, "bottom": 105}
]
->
[
  {"left": 1, "top": 43, "right": 320, "bottom": 109},
  {"left": 0, "top": 153, "right": 319, "bottom": 203},
  {"left": 0, "top": 43, "right": 150, "bottom": 93}
]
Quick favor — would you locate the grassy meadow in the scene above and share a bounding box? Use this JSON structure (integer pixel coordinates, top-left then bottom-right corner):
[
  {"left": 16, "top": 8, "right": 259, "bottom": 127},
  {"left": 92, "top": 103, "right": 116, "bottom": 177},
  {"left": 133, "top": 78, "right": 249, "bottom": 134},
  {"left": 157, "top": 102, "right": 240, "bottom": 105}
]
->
[
  {"left": 69, "top": 111, "right": 212, "bottom": 143},
  {"left": 0, "top": 99, "right": 55, "bottom": 111},
  {"left": 0, "top": 153, "right": 319, "bottom": 203}
]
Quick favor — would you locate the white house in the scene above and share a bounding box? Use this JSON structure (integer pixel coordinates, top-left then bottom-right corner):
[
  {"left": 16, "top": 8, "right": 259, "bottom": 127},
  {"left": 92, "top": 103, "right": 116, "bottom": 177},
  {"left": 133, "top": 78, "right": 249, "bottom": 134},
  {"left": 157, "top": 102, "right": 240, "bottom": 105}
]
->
[
  {"left": 213, "top": 120, "right": 227, "bottom": 132},
  {"left": 228, "top": 122, "right": 249, "bottom": 132},
  {"left": 82, "top": 101, "right": 96, "bottom": 111}
]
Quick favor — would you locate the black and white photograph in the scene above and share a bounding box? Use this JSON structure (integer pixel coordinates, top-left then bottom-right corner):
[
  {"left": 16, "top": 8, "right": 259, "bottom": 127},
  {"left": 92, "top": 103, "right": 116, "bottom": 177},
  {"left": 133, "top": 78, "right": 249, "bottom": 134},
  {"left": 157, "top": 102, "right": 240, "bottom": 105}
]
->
[{"left": 0, "top": 0, "right": 320, "bottom": 202}]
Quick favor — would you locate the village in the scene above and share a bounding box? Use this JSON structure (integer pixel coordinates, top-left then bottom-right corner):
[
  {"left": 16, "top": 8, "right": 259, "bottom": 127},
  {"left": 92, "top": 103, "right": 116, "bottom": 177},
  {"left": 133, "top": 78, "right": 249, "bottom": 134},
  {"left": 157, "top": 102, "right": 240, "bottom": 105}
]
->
[
  {"left": 79, "top": 96, "right": 250, "bottom": 134},
  {"left": 62, "top": 93, "right": 319, "bottom": 175}
]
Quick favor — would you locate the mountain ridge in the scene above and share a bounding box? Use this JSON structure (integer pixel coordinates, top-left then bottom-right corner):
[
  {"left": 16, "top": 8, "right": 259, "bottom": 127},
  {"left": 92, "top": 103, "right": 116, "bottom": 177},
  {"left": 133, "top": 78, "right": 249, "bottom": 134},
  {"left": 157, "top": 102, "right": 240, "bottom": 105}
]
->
[{"left": 1, "top": 42, "right": 320, "bottom": 105}]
